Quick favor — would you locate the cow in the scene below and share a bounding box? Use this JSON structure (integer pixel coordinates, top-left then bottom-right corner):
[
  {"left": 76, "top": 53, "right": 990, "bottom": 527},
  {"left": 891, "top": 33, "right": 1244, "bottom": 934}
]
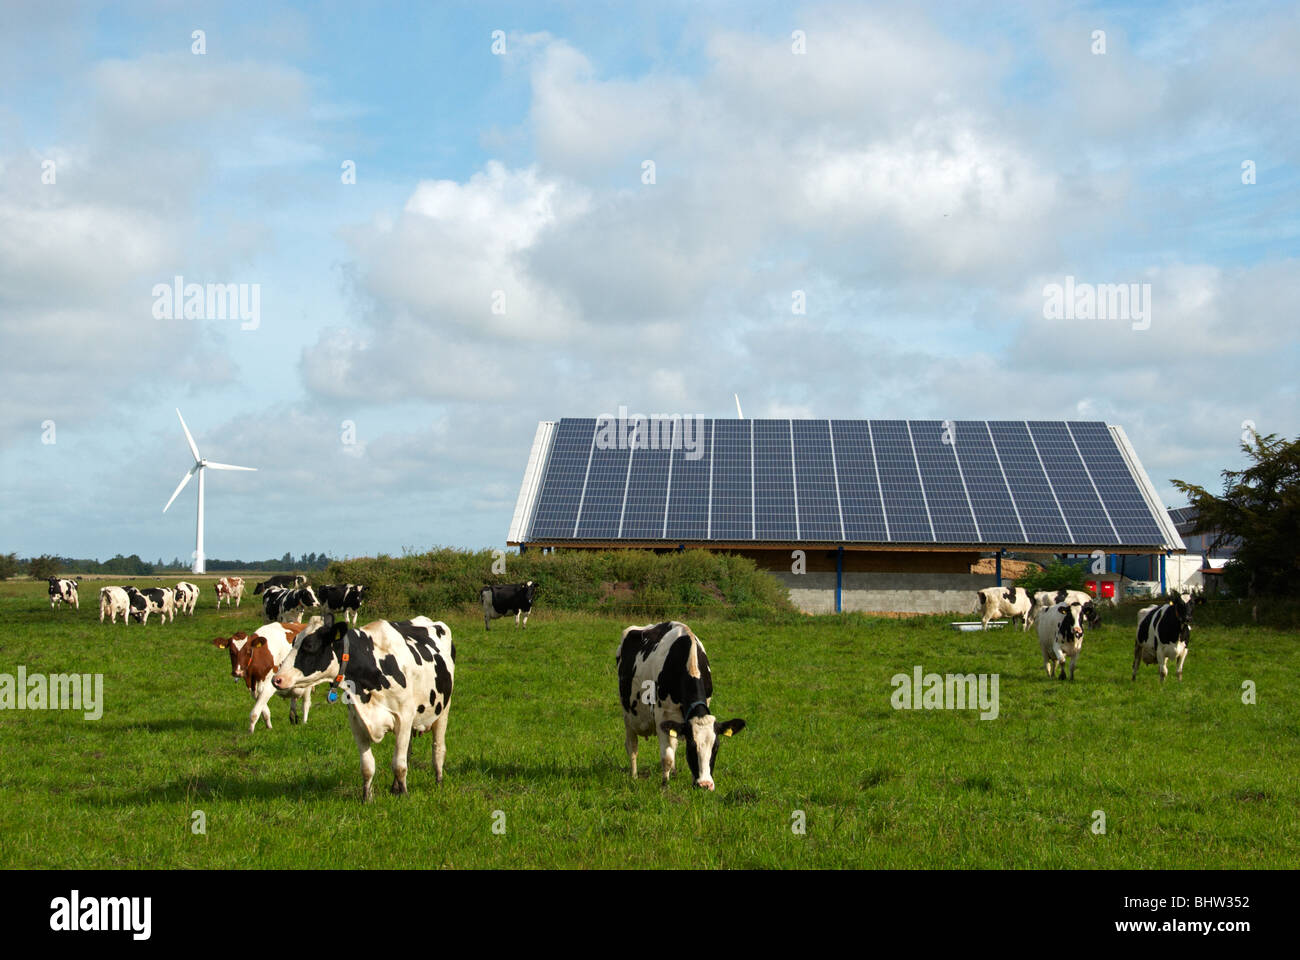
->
[
  {"left": 975, "top": 586, "right": 1034, "bottom": 631},
  {"left": 480, "top": 581, "right": 536, "bottom": 631},
  {"left": 318, "top": 584, "right": 366, "bottom": 625},
  {"left": 98, "top": 586, "right": 130, "bottom": 624},
  {"left": 1031, "top": 588, "right": 1100, "bottom": 628},
  {"left": 261, "top": 585, "right": 320, "bottom": 623},
  {"left": 215, "top": 576, "right": 245, "bottom": 608},
  {"left": 173, "top": 581, "right": 199, "bottom": 616},
  {"left": 212, "top": 622, "right": 315, "bottom": 731},
  {"left": 48, "top": 577, "right": 79, "bottom": 610},
  {"left": 1133, "top": 594, "right": 1193, "bottom": 682},
  {"left": 125, "top": 586, "right": 174, "bottom": 625},
  {"left": 1037, "top": 601, "right": 1087, "bottom": 680},
  {"left": 615, "top": 620, "right": 746, "bottom": 791},
  {"left": 273, "top": 614, "right": 455, "bottom": 801},
  {"left": 254, "top": 575, "right": 306, "bottom": 595}
]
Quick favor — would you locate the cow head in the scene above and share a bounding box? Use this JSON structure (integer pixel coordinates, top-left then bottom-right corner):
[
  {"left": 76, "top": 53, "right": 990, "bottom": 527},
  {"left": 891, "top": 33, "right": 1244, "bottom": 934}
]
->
[
  {"left": 273, "top": 617, "right": 347, "bottom": 692},
  {"left": 212, "top": 632, "right": 252, "bottom": 677},
  {"left": 659, "top": 714, "right": 747, "bottom": 791},
  {"left": 1056, "top": 603, "right": 1085, "bottom": 644},
  {"left": 1081, "top": 601, "right": 1100, "bottom": 628},
  {"left": 294, "top": 586, "right": 321, "bottom": 609}
]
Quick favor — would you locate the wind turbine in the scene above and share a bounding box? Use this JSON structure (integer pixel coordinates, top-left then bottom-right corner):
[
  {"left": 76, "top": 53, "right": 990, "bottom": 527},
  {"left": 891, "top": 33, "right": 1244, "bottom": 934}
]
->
[{"left": 162, "top": 409, "right": 257, "bottom": 574}]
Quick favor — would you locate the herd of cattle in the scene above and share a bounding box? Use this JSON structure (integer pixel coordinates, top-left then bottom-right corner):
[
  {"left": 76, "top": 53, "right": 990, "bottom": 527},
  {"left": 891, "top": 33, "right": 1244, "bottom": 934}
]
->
[
  {"left": 41, "top": 573, "right": 1195, "bottom": 799},
  {"left": 975, "top": 585, "right": 1195, "bottom": 683}
]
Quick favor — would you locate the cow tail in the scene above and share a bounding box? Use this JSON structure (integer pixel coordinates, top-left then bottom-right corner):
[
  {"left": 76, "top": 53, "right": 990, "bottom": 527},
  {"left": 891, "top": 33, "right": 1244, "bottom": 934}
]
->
[{"left": 685, "top": 627, "right": 700, "bottom": 679}]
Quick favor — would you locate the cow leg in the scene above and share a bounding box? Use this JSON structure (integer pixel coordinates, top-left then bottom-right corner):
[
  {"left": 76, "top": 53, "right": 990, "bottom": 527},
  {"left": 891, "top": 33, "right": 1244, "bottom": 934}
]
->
[
  {"left": 624, "top": 720, "right": 639, "bottom": 780},
  {"left": 390, "top": 720, "right": 412, "bottom": 795},
  {"left": 432, "top": 713, "right": 449, "bottom": 785},
  {"left": 300, "top": 686, "right": 313, "bottom": 724},
  {"left": 357, "top": 743, "right": 376, "bottom": 803},
  {"left": 1068, "top": 655, "right": 1077, "bottom": 681},
  {"left": 1132, "top": 644, "right": 1142, "bottom": 681},
  {"left": 249, "top": 681, "right": 277, "bottom": 732},
  {"left": 287, "top": 696, "right": 299, "bottom": 725},
  {"left": 657, "top": 727, "right": 677, "bottom": 784},
  {"left": 1175, "top": 648, "right": 1187, "bottom": 681},
  {"left": 521, "top": 610, "right": 529, "bottom": 628}
]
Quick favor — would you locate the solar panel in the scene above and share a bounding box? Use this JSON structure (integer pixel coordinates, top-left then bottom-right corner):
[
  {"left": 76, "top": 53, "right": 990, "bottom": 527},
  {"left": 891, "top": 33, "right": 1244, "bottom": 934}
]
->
[{"left": 515, "top": 418, "right": 1178, "bottom": 549}]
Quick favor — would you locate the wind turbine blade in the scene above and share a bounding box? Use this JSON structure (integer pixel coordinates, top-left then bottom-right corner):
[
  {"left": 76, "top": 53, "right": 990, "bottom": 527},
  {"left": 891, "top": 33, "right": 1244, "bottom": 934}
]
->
[
  {"left": 163, "top": 465, "right": 198, "bottom": 513},
  {"left": 204, "top": 462, "right": 257, "bottom": 472},
  {"left": 176, "top": 408, "right": 201, "bottom": 462},
  {"left": 734, "top": 394, "right": 744, "bottom": 419}
]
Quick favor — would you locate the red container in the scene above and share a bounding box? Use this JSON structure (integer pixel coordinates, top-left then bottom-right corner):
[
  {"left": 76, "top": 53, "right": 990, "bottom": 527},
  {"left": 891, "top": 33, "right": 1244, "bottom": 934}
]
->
[
  {"left": 1085, "top": 580, "right": 1098, "bottom": 595},
  {"left": 1100, "top": 581, "right": 1115, "bottom": 599}
]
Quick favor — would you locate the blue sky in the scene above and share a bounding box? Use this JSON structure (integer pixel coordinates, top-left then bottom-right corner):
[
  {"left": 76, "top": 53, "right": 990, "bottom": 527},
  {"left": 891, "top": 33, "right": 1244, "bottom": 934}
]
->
[{"left": 1, "top": 0, "right": 1296, "bottom": 563}]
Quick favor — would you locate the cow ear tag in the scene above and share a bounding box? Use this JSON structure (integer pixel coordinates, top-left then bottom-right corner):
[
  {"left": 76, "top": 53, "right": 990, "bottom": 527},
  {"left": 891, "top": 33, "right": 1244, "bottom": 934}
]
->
[
  {"left": 342, "top": 653, "right": 350, "bottom": 663},
  {"left": 724, "top": 729, "right": 733, "bottom": 736},
  {"left": 327, "top": 689, "right": 338, "bottom": 703}
]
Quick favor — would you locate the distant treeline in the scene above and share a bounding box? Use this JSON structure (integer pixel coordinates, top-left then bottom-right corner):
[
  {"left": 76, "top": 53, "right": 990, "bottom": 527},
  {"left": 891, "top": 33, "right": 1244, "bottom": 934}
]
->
[{"left": 0, "top": 552, "right": 335, "bottom": 579}]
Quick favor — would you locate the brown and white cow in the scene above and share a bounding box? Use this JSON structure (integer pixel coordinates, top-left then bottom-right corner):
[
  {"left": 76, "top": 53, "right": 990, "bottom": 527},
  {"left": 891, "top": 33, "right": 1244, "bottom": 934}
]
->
[
  {"left": 273, "top": 615, "right": 455, "bottom": 801},
  {"left": 212, "top": 621, "right": 314, "bottom": 731},
  {"left": 215, "top": 576, "right": 245, "bottom": 608},
  {"left": 99, "top": 586, "right": 130, "bottom": 624},
  {"left": 615, "top": 620, "right": 746, "bottom": 791},
  {"left": 976, "top": 586, "right": 1034, "bottom": 631}
]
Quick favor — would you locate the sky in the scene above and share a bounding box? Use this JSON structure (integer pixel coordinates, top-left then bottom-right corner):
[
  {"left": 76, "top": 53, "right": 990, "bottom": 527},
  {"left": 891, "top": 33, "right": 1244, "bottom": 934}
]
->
[{"left": 1, "top": 0, "right": 1297, "bottom": 563}]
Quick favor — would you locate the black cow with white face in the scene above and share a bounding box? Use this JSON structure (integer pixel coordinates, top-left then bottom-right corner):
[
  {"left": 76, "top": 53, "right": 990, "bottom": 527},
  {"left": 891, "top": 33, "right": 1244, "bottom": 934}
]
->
[
  {"left": 318, "top": 584, "right": 366, "bottom": 625},
  {"left": 254, "top": 574, "right": 306, "bottom": 595},
  {"left": 1133, "top": 594, "right": 1193, "bottom": 682},
  {"left": 615, "top": 620, "right": 746, "bottom": 791},
  {"left": 480, "top": 581, "right": 536, "bottom": 631},
  {"left": 48, "top": 577, "right": 80, "bottom": 610},
  {"left": 262, "top": 585, "right": 320, "bottom": 623},
  {"left": 125, "top": 586, "right": 173, "bottom": 624}
]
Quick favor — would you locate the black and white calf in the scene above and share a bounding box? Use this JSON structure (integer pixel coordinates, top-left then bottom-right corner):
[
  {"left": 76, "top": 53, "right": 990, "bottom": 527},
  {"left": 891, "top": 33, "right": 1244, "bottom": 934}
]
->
[
  {"left": 262, "top": 585, "right": 320, "bottom": 623},
  {"left": 254, "top": 575, "right": 306, "bottom": 595},
  {"left": 48, "top": 578, "right": 80, "bottom": 610},
  {"left": 173, "top": 581, "right": 199, "bottom": 616},
  {"left": 615, "top": 620, "right": 746, "bottom": 791},
  {"left": 273, "top": 615, "right": 455, "bottom": 801},
  {"left": 1133, "top": 594, "right": 1193, "bottom": 682},
  {"left": 1036, "top": 601, "right": 1087, "bottom": 680},
  {"left": 480, "top": 581, "right": 536, "bottom": 631},
  {"left": 125, "top": 586, "right": 174, "bottom": 625},
  {"left": 319, "top": 584, "right": 366, "bottom": 625}
]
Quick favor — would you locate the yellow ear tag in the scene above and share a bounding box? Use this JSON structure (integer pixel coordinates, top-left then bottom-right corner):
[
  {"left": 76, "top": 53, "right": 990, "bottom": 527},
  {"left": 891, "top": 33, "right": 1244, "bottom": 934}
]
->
[{"left": 724, "top": 729, "right": 733, "bottom": 736}]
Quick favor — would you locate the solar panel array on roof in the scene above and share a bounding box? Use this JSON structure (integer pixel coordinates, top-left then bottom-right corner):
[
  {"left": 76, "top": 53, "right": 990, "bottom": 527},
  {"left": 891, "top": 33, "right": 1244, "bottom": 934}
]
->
[{"left": 510, "top": 418, "right": 1182, "bottom": 549}]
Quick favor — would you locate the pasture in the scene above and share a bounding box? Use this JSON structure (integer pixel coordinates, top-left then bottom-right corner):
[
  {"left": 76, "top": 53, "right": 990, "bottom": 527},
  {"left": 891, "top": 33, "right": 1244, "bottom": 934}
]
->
[{"left": 1, "top": 578, "right": 1296, "bottom": 868}]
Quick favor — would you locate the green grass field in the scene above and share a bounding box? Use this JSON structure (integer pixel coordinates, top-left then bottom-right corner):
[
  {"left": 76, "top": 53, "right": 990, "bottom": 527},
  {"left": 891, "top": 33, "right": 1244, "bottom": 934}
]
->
[{"left": 1, "top": 577, "right": 1296, "bottom": 868}]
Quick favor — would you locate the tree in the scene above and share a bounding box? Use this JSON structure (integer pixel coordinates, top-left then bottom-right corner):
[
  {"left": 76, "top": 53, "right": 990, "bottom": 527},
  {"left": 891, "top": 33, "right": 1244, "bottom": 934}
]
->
[
  {"left": 1015, "top": 559, "right": 1087, "bottom": 596},
  {"left": 1172, "top": 431, "right": 1300, "bottom": 598},
  {"left": 0, "top": 552, "right": 20, "bottom": 580},
  {"left": 28, "top": 554, "right": 62, "bottom": 580}
]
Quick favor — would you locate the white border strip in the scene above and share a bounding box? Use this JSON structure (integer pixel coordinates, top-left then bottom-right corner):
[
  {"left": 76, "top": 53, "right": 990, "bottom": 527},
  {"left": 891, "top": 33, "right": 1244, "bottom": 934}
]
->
[{"left": 507, "top": 420, "right": 555, "bottom": 543}]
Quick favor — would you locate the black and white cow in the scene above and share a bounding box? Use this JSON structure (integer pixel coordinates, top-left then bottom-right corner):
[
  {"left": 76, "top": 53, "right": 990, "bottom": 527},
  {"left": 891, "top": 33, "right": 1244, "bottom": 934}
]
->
[
  {"left": 262, "top": 585, "right": 320, "bottom": 623},
  {"left": 48, "top": 577, "right": 79, "bottom": 610},
  {"left": 480, "top": 581, "right": 536, "bottom": 631},
  {"left": 254, "top": 574, "right": 306, "bottom": 595},
  {"left": 615, "top": 620, "right": 746, "bottom": 791},
  {"left": 173, "top": 581, "right": 199, "bottom": 616},
  {"left": 273, "top": 614, "right": 455, "bottom": 801},
  {"left": 976, "top": 586, "right": 1034, "bottom": 631},
  {"left": 1133, "top": 594, "right": 1193, "bottom": 682},
  {"left": 125, "top": 586, "right": 174, "bottom": 625},
  {"left": 99, "top": 586, "right": 129, "bottom": 624},
  {"left": 318, "top": 584, "right": 366, "bottom": 625},
  {"left": 1036, "top": 601, "right": 1087, "bottom": 680},
  {"left": 1031, "top": 588, "right": 1100, "bottom": 628}
]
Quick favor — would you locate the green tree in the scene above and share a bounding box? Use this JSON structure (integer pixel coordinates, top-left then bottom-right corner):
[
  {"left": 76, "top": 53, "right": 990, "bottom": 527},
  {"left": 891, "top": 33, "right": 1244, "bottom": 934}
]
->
[
  {"left": 28, "top": 554, "right": 62, "bottom": 580},
  {"left": 1172, "top": 431, "right": 1300, "bottom": 598},
  {"left": 1015, "top": 559, "right": 1088, "bottom": 596},
  {"left": 0, "top": 552, "right": 20, "bottom": 580}
]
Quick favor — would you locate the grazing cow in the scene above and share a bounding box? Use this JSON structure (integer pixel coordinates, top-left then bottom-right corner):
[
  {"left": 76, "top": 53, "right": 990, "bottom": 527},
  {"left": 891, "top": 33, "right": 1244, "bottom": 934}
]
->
[
  {"left": 1037, "top": 601, "right": 1087, "bottom": 680},
  {"left": 254, "top": 575, "right": 306, "bottom": 595},
  {"left": 212, "top": 622, "right": 315, "bottom": 731},
  {"left": 98, "top": 586, "right": 130, "bottom": 624},
  {"left": 319, "top": 584, "right": 366, "bottom": 625},
  {"left": 273, "top": 615, "right": 456, "bottom": 801},
  {"left": 975, "top": 586, "right": 1034, "bottom": 631},
  {"left": 48, "top": 578, "right": 79, "bottom": 610},
  {"left": 173, "top": 581, "right": 199, "bottom": 616},
  {"left": 1032, "top": 589, "right": 1100, "bottom": 628},
  {"left": 262, "top": 585, "right": 320, "bottom": 623},
  {"left": 215, "top": 576, "right": 245, "bottom": 608},
  {"left": 1133, "top": 594, "right": 1193, "bottom": 682},
  {"left": 480, "top": 581, "right": 537, "bottom": 631},
  {"left": 615, "top": 620, "right": 746, "bottom": 791},
  {"left": 125, "top": 586, "right": 174, "bottom": 625}
]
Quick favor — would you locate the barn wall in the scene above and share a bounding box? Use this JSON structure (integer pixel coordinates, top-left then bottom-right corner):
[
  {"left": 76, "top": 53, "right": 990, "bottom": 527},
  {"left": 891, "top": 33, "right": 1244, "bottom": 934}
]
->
[{"left": 773, "top": 571, "right": 998, "bottom": 615}]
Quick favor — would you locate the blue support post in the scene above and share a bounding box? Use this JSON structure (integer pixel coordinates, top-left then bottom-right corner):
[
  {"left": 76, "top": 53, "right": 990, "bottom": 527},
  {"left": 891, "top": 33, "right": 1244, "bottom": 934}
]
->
[
  {"left": 995, "top": 550, "right": 1003, "bottom": 588},
  {"left": 1159, "top": 553, "right": 1167, "bottom": 595},
  {"left": 835, "top": 546, "right": 844, "bottom": 613}
]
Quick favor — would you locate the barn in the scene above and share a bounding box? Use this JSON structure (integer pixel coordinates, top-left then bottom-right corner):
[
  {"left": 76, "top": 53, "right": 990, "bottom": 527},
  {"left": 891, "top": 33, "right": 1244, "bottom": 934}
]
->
[{"left": 506, "top": 417, "right": 1185, "bottom": 614}]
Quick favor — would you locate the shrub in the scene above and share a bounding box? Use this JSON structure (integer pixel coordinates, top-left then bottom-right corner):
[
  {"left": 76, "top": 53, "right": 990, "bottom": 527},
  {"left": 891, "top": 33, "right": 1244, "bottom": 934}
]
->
[{"left": 1014, "top": 559, "right": 1089, "bottom": 596}]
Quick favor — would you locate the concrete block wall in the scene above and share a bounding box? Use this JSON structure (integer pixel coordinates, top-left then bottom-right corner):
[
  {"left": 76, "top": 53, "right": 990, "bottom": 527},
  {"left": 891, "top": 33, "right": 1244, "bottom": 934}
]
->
[{"left": 775, "top": 571, "right": 1000, "bottom": 615}]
